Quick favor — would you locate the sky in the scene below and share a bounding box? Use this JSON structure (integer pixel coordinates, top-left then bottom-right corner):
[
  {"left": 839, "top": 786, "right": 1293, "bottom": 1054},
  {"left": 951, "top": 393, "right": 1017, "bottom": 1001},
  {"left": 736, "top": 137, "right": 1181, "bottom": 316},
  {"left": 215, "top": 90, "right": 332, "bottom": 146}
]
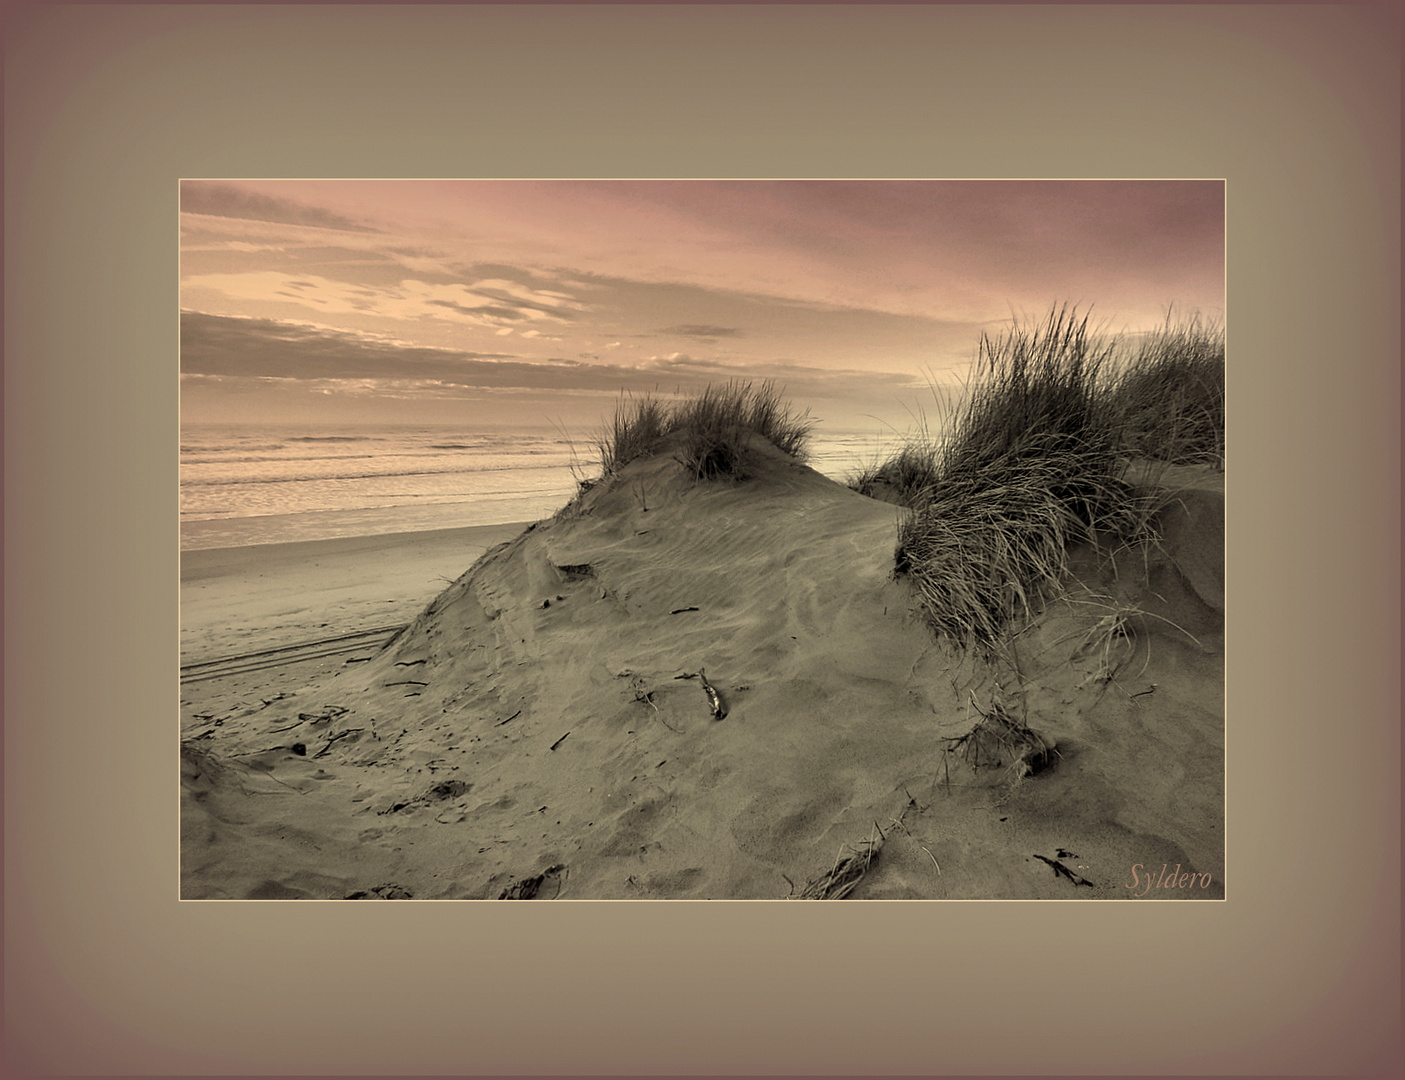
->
[{"left": 179, "top": 179, "right": 1224, "bottom": 434}]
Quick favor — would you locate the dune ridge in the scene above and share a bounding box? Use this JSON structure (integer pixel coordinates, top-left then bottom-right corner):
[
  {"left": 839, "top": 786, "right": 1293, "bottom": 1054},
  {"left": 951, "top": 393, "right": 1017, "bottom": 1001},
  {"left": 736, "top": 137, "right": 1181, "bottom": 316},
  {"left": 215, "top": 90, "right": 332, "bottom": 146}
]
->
[{"left": 181, "top": 430, "right": 1224, "bottom": 900}]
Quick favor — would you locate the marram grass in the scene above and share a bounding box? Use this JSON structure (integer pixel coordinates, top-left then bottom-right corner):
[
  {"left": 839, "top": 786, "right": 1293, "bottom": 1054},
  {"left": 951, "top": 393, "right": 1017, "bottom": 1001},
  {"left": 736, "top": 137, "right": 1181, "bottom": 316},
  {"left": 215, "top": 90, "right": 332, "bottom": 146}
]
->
[
  {"left": 847, "top": 440, "right": 942, "bottom": 505},
  {"left": 593, "top": 379, "right": 813, "bottom": 481},
  {"left": 890, "top": 305, "right": 1223, "bottom": 651},
  {"left": 1107, "top": 312, "right": 1225, "bottom": 469}
]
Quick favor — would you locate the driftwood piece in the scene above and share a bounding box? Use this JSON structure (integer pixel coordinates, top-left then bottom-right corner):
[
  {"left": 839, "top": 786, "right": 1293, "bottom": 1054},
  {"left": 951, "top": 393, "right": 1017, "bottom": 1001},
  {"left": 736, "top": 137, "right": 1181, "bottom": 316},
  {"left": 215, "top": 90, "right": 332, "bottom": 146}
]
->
[
  {"left": 698, "top": 668, "right": 726, "bottom": 720},
  {"left": 674, "top": 669, "right": 727, "bottom": 719}
]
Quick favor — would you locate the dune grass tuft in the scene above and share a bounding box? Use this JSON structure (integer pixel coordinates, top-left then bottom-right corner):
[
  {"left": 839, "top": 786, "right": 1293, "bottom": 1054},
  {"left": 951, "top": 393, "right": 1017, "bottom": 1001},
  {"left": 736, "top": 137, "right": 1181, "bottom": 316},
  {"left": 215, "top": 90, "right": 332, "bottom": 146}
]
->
[
  {"left": 891, "top": 304, "right": 1222, "bottom": 652},
  {"left": 1107, "top": 312, "right": 1225, "bottom": 468},
  {"left": 594, "top": 392, "right": 669, "bottom": 478},
  {"left": 847, "top": 440, "right": 942, "bottom": 505},
  {"left": 942, "top": 304, "right": 1120, "bottom": 477},
  {"left": 592, "top": 380, "right": 813, "bottom": 481}
]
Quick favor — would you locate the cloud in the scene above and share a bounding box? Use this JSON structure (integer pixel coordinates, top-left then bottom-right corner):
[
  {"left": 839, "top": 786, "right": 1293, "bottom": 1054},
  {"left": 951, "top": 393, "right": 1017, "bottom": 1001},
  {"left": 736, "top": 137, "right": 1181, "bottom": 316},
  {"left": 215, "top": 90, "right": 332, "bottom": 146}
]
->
[
  {"left": 383, "top": 247, "right": 463, "bottom": 276},
  {"left": 181, "top": 312, "right": 527, "bottom": 382},
  {"left": 182, "top": 271, "right": 589, "bottom": 329},
  {"left": 181, "top": 311, "right": 919, "bottom": 403},
  {"left": 658, "top": 324, "right": 743, "bottom": 338},
  {"left": 428, "top": 300, "right": 528, "bottom": 321},
  {"left": 465, "top": 279, "right": 588, "bottom": 318},
  {"left": 225, "top": 240, "right": 286, "bottom": 253},
  {"left": 631, "top": 350, "right": 918, "bottom": 398},
  {"left": 180, "top": 182, "right": 379, "bottom": 233}
]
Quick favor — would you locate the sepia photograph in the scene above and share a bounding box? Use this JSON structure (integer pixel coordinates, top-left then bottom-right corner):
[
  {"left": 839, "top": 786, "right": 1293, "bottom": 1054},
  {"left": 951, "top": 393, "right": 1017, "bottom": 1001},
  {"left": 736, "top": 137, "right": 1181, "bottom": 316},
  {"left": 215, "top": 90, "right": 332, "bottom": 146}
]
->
[
  {"left": 10, "top": 0, "right": 1397, "bottom": 1072},
  {"left": 180, "top": 178, "right": 1226, "bottom": 900}
]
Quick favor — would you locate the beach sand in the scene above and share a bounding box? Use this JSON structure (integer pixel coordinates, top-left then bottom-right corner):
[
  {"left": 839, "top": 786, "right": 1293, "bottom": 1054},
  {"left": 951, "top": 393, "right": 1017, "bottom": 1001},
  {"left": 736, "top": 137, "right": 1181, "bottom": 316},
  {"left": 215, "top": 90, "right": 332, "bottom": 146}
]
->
[
  {"left": 181, "top": 522, "right": 531, "bottom": 662},
  {"left": 180, "top": 445, "right": 1224, "bottom": 900}
]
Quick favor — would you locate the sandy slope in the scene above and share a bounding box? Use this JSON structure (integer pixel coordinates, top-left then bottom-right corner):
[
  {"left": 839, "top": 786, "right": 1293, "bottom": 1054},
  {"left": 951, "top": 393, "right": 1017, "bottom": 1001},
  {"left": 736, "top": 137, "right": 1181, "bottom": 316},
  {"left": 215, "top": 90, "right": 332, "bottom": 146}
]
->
[{"left": 181, "top": 437, "right": 1224, "bottom": 900}]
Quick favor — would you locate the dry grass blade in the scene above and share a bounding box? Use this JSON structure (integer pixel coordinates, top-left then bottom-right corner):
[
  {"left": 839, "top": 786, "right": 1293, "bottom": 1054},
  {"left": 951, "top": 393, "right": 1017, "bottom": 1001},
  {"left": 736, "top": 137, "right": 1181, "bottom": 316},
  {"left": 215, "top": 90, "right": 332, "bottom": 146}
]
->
[{"left": 796, "top": 824, "right": 886, "bottom": 899}]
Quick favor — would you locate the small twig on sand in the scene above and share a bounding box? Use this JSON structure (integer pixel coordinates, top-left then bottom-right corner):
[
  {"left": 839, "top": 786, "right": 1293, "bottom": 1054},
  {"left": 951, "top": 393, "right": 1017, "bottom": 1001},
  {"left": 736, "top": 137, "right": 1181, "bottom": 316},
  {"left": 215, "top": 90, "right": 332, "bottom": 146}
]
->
[
  {"left": 313, "top": 729, "right": 363, "bottom": 758},
  {"left": 298, "top": 706, "right": 349, "bottom": 724},
  {"left": 548, "top": 731, "right": 571, "bottom": 751},
  {"left": 230, "top": 744, "right": 289, "bottom": 758},
  {"left": 1032, "top": 853, "right": 1095, "bottom": 888},
  {"left": 494, "top": 709, "right": 522, "bottom": 727},
  {"left": 257, "top": 770, "right": 309, "bottom": 795}
]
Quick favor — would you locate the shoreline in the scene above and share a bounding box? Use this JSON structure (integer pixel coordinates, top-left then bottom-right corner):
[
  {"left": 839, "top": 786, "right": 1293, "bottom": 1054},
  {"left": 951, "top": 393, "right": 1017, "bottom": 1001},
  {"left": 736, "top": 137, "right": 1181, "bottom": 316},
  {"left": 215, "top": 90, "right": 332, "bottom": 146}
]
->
[{"left": 180, "top": 520, "right": 532, "bottom": 663}]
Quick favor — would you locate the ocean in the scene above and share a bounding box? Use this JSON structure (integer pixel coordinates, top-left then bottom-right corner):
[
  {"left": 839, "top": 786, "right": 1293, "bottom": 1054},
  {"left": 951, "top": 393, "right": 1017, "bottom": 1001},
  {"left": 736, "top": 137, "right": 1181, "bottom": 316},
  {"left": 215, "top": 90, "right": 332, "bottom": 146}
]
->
[{"left": 179, "top": 422, "right": 899, "bottom": 550}]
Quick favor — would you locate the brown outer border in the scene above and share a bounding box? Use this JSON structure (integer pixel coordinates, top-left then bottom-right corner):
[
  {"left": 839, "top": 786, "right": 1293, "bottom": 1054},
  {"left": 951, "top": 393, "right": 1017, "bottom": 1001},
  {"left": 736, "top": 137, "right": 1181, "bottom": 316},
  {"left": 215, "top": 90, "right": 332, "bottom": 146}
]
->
[{"left": 4, "top": 3, "right": 1400, "bottom": 1076}]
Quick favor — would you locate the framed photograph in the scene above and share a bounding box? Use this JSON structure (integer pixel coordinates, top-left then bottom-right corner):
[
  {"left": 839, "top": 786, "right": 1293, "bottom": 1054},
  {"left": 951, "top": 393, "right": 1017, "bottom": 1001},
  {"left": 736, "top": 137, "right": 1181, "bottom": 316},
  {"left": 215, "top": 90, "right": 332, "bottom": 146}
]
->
[
  {"left": 177, "top": 178, "right": 1228, "bottom": 906},
  {"left": 8, "top": 4, "right": 1399, "bottom": 1076}
]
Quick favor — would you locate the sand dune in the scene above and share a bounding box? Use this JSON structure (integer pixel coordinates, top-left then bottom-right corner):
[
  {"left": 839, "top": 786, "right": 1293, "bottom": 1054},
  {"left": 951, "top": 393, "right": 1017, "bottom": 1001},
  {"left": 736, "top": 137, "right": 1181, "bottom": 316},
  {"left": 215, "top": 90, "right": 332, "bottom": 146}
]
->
[{"left": 181, "top": 436, "right": 1224, "bottom": 900}]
